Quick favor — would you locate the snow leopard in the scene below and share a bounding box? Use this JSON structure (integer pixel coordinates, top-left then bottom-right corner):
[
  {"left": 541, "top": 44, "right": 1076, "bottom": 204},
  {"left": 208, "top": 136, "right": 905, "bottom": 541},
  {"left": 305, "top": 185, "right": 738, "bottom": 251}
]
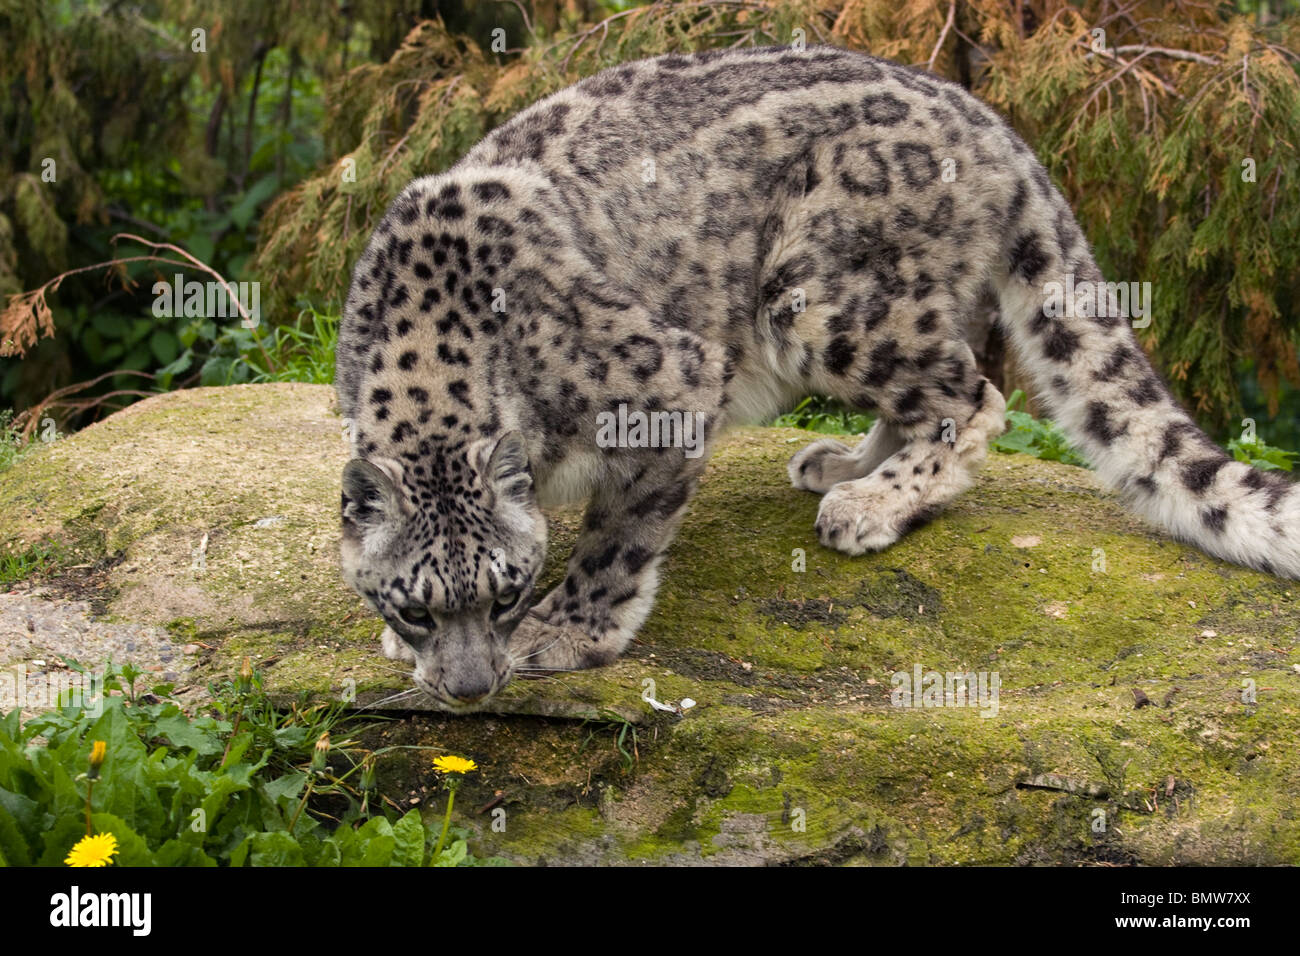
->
[{"left": 335, "top": 45, "right": 1297, "bottom": 712}]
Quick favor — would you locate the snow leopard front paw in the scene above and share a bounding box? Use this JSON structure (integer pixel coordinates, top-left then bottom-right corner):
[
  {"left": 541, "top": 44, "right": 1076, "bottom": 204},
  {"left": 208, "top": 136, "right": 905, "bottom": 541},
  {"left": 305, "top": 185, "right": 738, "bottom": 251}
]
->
[
  {"left": 787, "top": 437, "right": 854, "bottom": 493},
  {"left": 380, "top": 625, "right": 416, "bottom": 664},
  {"left": 508, "top": 613, "right": 618, "bottom": 674},
  {"left": 815, "top": 480, "right": 908, "bottom": 555}
]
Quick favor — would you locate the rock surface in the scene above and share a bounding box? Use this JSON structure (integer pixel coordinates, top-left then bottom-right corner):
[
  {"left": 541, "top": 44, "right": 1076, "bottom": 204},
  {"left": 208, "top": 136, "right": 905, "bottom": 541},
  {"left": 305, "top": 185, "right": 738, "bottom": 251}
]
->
[{"left": 1, "top": 383, "right": 1297, "bottom": 864}]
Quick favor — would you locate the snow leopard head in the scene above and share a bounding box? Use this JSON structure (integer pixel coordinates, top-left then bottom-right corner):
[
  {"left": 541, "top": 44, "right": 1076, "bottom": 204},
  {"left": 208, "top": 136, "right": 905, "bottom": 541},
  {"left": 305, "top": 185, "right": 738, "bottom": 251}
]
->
[{"left": 339, "top": 431, "right": 546, "bottom": 710}]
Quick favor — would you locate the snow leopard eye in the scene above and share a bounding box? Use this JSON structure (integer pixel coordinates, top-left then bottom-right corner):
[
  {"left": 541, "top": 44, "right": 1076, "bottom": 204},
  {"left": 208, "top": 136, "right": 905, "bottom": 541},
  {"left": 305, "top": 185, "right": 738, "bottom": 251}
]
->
[
  {"left": 491, "top": 591, "right": 521, "bottom": 618},
  {"left": 399, "top": 605, "right": 434, "bottom": 627}
]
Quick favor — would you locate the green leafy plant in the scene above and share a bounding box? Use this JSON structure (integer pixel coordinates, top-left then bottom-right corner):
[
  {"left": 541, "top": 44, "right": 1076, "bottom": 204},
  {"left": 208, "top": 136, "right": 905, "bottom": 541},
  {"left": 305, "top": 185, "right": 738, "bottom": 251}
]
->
[
  {"left": 769, "top": 389, "right": 1300, "bottom": 479},
  {"left": 0, "top": 410, "right": 29, "bottom": 475},
  {"left": 0, "top": 540, "right": 66, "bottom": 588},
  {"left": 579, "top": 709, "right": 640, "bottom": 774},
  {"left": 0, "top": 659, "right": 495, "bottom": 866},
  {"left": 1227, "top": 435, "right": 1297, "bottom": 472},
  {"left": 243, "top": 305, "right": 339, "bottom": 384},
  {"left": 156, "top": 302, "right": 338, "bottom": 390},
  {"left": 770, "top": 395, "right": 874, "bottom": 436},
  {"left": 992, "top": 390, "right": 1090, "bottom": 467}
]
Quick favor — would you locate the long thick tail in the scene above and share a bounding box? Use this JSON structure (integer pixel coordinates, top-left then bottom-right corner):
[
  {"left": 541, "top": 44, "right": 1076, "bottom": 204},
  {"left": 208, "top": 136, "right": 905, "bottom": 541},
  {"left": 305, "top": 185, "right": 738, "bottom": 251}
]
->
[{"left": 994, "top": 192, "right": 1299, "bottom": 579}]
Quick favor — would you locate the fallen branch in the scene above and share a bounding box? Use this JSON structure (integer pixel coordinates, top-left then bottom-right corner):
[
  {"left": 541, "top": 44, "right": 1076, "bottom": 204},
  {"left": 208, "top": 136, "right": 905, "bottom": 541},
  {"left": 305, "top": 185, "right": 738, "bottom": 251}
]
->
[
  {"left": 1016, "top": 773, "right": 1159, "bottom": 812},
  {"left": 11, "top": 369, "right": 157, "bottom": 439},
  {"left": 0, "top": 233, "right": 273, "bottom": 372}
]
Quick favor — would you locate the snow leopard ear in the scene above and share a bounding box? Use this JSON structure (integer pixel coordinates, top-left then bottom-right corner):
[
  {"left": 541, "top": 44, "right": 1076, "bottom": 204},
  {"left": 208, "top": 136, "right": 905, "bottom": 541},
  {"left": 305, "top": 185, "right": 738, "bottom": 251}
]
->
[
  {"left": 486, "top": 431, "right": 533, "bottom": 504},
  {"left": 341, "top": 459, "right": 400, "bottom": 532}
]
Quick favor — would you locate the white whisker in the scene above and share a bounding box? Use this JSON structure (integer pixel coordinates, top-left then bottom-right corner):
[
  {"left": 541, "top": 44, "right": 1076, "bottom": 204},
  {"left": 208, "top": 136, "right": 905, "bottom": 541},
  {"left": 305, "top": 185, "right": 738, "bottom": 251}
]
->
[
  {"left": 511, "top": 635, "right": 563, "bottom": 665},
  {"left": 367, "top": 663, "right": 416, "bottom": 676},
  {"left": 360, "top": 688, "right": 421, "bottom": 709}
]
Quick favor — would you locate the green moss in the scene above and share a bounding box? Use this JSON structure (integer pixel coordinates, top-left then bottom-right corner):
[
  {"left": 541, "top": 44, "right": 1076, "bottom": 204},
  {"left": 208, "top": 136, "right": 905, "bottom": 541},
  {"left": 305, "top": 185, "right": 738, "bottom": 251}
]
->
[
  {"left": 163, "top": 618, "right": 200, "bottom": 642},
  {"left": 1, "top": 384, "right": 1297, "bottom": 864}
]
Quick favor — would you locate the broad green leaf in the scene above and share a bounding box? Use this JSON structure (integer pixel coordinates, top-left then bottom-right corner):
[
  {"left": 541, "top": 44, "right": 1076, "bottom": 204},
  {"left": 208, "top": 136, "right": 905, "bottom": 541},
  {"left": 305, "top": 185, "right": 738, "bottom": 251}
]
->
[
  {"left": 239, "top": 830, "right": 305, "bottom": 867},
  {"left": 0, "top": 802, "right": 32, "bottom": 866},
  {"left": 150, "top": 329, "right": 179, "bottom": 365},
  {"left": 153, "top": 839, "right": 217, "bottom": 866},
  {"left": 432, "top": 839, "right": 467, "bottom": 867},
  {"left": 89, "top": 812, "right": 155, "bottom": 866},
  {"left": 391, "top": 809, "right": 426, "bottom": 867},
  {"left": 153, "top": 714, "right": 224, "bottom": 755},
  {"left": 92, "top": 313, "right": 129, "bottom": 338},
  {"left": 260, "top": 769, "right": 306, "bottom": 809},
  {"left": 0, "top": 786, "right": 43, "bottom": 849}
]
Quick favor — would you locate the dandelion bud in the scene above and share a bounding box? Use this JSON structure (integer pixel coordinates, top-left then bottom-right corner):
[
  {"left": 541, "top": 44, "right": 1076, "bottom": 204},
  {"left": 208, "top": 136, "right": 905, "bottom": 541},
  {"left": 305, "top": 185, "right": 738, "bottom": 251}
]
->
[
  {"left": 87, "top": 740, "right": 106, "bottom": 780},
  {"left": 311, "top": 731, "right": 331, "bottom": 772}
]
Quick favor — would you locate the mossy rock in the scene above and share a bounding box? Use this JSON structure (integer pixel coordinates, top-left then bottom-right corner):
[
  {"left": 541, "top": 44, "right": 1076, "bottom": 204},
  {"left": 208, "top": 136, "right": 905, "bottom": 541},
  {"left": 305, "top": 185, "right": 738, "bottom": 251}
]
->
[{"left": 2, "top": 383, "right": 1297, "bottom": 864}]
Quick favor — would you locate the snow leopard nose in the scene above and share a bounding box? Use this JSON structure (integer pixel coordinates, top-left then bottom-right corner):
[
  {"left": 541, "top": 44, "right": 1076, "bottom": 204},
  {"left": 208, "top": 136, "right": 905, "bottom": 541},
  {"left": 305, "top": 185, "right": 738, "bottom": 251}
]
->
[
  {"left": 438, "top": 622, "right": 500, "bottom": 704},
  {"left": 445, "top": 676, "right": 493, "bottom": 704}
]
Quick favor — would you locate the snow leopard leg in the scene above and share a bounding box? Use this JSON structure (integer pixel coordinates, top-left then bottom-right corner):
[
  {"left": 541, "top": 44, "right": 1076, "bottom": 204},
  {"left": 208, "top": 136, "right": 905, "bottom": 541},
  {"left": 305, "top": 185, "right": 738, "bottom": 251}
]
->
[
  {"left": 814, "top": 369, "right": 1006, "bottom": 555},
  {"left": 507, "top": 313, "right": 727, "bottom": 675},
  {"left": 787, "top": 417, "right": 906, "bottom": 493},
  {"left": 790, "top": 302, "right": 1006, "bottom": 556},
  {"left": 508, "top": 446, "right": 713, "bottom": 674}
]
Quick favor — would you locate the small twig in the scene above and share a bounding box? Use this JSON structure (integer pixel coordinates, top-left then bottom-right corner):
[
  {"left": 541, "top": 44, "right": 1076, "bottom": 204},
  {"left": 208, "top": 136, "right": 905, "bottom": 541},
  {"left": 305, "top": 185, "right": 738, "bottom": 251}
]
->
[
  {"left": 2, "top": 256, "right": 176, "bottom": 356},
  {"left": 1111, "top": 44, "right": 1220, "bottom": 66},
  {"left": 1090, "top": 0, "right": 1148, "bottom": 34},
  {"left": 12, "top": 369, "right": 156, "bottom": 438},
  {"left": 1263, "top": 40, "right": 1299, "bottom": 63},
  {"left": 219, "top": 709, "right": 242, "bottom": 768},
  {"left": 34, "top": 390, "right": 155, "bottom": 421},
  {"left": 1066, "top": 43, "right": 1178, "bottom": 141},
  {"left": 376, "top": 129, "right": 414, "bottom": 177},
  {"left": 1241, "top": 53, "right": 1263, "bottom": 129},
  {"left": 1078, "top": 39, "right": 1180, "bottom": 95},
  {"left": 476, "top": 792, "right": 506, "bottom": 814},
  {"left": 554, "top": 1, "right": 766, "bottom": 74},
  {"left": 927, "top": 1, "right": 956, "bottom": 74},
  {"left": 112, "top": 233, "right": 257, "bottom": 327},
  {"left": 113, "top": 232, "right": 273, "bottom": 372},
  {"left": 287, "top": 775, "right": 315, "bottom": 833},
  {"left": 498, "top": 0, "right": 534, "bottom": 40},
  {"left": 1267, "top": 164, "right": 1282, "bottom": 220},
  {"left": 560, "top": 5, "right": 645, "bottom": 73},
  {"left": 2, "top": 232, "right": 268, "bottom": 381},
  {"left": 106, "top": 206, "right": 171, "bottom": 238}
]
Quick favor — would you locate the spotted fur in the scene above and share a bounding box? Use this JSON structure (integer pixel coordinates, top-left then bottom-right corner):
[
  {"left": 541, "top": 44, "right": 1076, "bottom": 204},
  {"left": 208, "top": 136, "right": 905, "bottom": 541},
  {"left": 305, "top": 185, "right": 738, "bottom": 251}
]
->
[{"left": 337, "top": 45, "right": 1298, "bottom": 710}]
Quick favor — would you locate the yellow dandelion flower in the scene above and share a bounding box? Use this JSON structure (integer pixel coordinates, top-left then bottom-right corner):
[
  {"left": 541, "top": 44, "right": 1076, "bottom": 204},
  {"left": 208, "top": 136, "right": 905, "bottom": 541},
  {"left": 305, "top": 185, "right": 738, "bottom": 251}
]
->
[
  {"left": 65, "top": 832, "right": 119, "bottom": 868},
  {"left": 433, "top": 754, "right": 477, "bottom": 774}
]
